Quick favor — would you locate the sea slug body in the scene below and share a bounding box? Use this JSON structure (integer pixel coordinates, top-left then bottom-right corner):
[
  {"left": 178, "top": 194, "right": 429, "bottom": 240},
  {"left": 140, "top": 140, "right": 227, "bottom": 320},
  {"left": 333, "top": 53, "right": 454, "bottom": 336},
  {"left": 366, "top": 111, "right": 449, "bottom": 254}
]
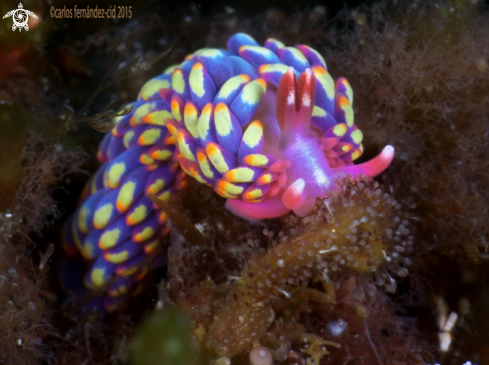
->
[{"left": 64, "top": 33, "right": 395, "bottom": 310}]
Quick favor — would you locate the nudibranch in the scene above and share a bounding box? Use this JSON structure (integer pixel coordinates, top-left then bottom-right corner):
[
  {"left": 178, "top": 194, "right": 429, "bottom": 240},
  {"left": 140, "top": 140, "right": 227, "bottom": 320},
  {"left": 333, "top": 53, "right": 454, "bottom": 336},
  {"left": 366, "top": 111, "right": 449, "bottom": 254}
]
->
[{"left": 63, "top": 33, "right": 394, "bottom": 310}]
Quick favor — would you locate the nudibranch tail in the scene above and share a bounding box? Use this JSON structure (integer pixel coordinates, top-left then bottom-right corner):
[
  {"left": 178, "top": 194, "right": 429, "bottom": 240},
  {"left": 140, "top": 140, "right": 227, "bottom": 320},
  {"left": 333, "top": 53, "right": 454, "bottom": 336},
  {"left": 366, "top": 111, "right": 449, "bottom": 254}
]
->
[{"left": 64, "top": 32, "right": 396, "bottom": 310}]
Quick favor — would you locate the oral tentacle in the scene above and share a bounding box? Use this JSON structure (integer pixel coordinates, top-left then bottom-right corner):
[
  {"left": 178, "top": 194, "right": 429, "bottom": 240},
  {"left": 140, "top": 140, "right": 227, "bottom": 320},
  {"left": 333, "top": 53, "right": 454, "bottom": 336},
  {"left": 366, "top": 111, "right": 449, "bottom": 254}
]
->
[
  {"left": 332, "top": 145, "right": 395, "bottom": 178},
  {"left": 282, "top": 178, "right": 308, "bottom": 210}
]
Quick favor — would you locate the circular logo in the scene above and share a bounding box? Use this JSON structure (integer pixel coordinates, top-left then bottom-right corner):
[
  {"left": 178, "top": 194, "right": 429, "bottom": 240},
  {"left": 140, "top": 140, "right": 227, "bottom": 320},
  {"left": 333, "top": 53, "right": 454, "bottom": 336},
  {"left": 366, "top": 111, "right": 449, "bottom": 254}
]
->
[
  {"left": 2, "top": 3, "right": 38, "bottom": 32},
  {"left": 12, "top": 9, "right": 28, "bottom": 28}
]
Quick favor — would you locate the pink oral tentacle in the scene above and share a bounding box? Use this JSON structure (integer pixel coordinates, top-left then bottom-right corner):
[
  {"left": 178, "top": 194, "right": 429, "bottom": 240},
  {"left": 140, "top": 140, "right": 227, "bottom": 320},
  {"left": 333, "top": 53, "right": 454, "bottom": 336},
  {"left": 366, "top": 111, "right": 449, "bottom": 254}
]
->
[
  {"left": 282, "top": 178, "right": 307, "bottom": 210},
  {"left": 332, "top": 145, "right": 395, "bottom": 177},
  {"left": 225, "top": 194, "right": 291, "bottom": 221}
]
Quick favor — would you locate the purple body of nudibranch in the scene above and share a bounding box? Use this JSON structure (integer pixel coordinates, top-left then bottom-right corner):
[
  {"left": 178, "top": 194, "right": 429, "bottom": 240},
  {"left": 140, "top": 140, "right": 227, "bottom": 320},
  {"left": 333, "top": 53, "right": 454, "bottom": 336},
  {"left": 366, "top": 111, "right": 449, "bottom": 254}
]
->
[{"left": 64, "top": 33, "right": 394, "bottom": 310}]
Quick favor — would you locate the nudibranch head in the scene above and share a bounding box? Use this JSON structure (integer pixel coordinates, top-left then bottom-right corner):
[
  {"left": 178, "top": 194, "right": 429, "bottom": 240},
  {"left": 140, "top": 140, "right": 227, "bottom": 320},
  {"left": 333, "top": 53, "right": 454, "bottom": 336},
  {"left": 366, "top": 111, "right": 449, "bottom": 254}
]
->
[
  {"left": 64, "top": 33, "right": 395, "bottom": 311},
  {"left": 230, "top": 66, "right": 394, "bottom": 219},
  {"left": 217, "top": 36, "right": 394, "bottom": 220}
]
